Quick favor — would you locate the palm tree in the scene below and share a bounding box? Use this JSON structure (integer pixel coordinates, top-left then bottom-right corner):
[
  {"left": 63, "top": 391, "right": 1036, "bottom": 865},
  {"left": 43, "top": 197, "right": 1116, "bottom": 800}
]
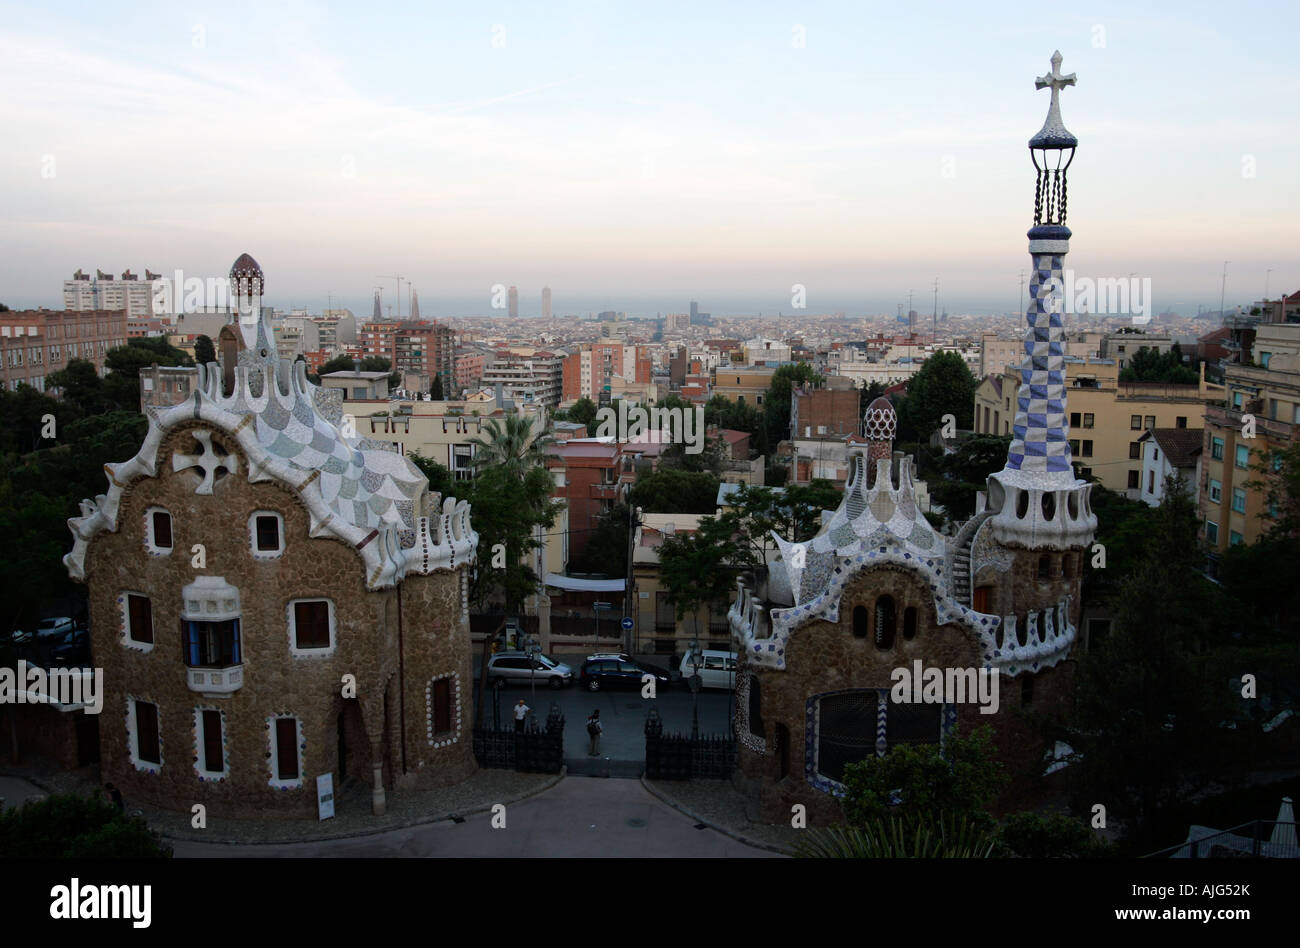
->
[{"left": 469, "top": 414, "right": 554, "bottom": 478}]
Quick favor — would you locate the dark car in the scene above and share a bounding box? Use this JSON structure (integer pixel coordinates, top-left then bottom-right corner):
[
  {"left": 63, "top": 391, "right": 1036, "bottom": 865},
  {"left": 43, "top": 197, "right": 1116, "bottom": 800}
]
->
[
  {"left": 50, "top": 628, "right": 91, "bottom": 666},
  {"left": 578, "top": 658, "right": 671, "bottom": 692}
]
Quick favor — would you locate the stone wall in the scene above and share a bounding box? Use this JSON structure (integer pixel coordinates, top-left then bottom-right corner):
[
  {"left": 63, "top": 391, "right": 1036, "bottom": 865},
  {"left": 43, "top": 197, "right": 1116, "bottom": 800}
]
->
[{"left": 82, "top": 422, "right": 474, "bottom": 819}]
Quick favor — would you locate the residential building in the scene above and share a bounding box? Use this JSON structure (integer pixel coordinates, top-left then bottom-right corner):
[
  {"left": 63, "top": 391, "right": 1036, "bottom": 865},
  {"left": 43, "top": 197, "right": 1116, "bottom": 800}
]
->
[
  {"left": 546, "top": 439, "right": 627, "bottom": 562},
  {"left": 1136, "top": 427, "right": 1202, "bottom": 506},
  {"left": 561, "top": 341, "right": 653, "bottom": 403},
  {"left": 0, "top": 309, "right": 129, "bottom": 392},
  {"left": 790, "top": 382, "right": 861, "bottom": 440},
  {"left": 974, "top": 356, "right": 1221, "bottom": 496},
  {"left": 481, "top": 349, "right": 565, "bottom": 407},
  {"left": 1200, "top": 321, "right": 1300, "bottom": 553},
  {"left": 64, "top": 268, "right": 163, "bottom": 318}
]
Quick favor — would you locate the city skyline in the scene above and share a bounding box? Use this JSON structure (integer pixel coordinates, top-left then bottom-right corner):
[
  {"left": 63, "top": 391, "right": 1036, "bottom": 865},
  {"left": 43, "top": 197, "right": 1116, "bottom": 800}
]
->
[{"left": 2, "top": 1, "right": 1297, "bottom": 312}]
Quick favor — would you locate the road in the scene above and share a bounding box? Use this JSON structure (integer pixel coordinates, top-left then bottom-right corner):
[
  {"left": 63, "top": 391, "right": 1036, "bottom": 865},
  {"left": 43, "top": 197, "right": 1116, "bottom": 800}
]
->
[{"left": 172, "top": 775, "right": 778, "bottom": 858}]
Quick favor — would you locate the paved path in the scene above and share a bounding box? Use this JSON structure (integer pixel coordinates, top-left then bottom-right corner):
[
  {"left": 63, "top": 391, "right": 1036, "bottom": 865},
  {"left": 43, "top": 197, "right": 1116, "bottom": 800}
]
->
[
  {"left": 0, "top": 775, "right": 47, "bottom": 812},
  {"left": 171, "top": 776, "right": 780, "bottom": 858}
]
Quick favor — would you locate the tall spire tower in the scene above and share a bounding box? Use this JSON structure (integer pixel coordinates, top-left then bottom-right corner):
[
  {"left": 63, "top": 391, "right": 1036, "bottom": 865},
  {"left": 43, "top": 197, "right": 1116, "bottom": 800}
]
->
[{"left": 987, "top": 52, "right": 1096, "bottom": 549}]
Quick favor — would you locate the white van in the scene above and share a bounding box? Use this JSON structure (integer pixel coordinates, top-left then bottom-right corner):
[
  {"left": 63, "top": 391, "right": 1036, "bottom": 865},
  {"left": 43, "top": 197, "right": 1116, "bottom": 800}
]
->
[{"left": 679, "top": 650, "right": 737, "bottom": 690}]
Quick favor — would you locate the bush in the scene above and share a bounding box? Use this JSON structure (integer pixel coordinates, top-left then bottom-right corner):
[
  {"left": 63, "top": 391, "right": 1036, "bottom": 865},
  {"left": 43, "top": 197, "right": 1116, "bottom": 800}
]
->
[
  {"left": 841, "top": 725, "right": 1006, "bottom": 831},
  {"left": 796, "top": 813, "right": 996, "bottom": 858},
  {"left": 995, "top": 812, "right": 1114, "bottom": 858},
  {"left": 0, "top": 793, "right": 171, "bottom": 858}
]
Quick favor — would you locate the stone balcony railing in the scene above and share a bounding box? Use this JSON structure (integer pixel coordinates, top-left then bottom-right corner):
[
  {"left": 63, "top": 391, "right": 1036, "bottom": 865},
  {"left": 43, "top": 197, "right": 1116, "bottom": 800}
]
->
[{"left": 187, "top": 664, "right": 243, "bottom": 695}]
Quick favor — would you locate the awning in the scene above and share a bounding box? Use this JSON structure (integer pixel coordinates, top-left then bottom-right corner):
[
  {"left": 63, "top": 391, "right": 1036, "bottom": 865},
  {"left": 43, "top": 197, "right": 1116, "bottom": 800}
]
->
[{"left": 543, "top": 573, "right": 626, "bottom": 592}]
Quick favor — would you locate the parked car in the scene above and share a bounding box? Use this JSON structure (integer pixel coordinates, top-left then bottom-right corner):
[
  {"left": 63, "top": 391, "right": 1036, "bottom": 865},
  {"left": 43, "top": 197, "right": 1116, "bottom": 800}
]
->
[
  {"left": 50, "top": 628, "right": 91, "bottom": 666},
  {"left": 9, "top": 628, "right": 32, "bottom": 647},
  {"left": 34, "top": 617, "right": 75, "bottom": 641},
  {"left": 579, "top": 657, "right": 671, "bottom": 692},
  {"left": 679, "top": 650, "right": 737, "bottom": 690},
  {"left": 486, "top": 651, "right": 573, "bottom": 689}
]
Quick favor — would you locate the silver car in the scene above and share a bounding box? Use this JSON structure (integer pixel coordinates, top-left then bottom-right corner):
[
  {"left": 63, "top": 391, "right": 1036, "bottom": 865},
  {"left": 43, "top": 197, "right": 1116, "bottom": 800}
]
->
[{"left": 487, "top": 651, "right": 573, "bottom": 689}]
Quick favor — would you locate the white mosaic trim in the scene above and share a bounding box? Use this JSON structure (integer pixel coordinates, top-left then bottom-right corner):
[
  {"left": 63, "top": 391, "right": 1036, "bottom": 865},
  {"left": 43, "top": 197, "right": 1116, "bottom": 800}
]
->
[{"left": 425, "top": 672, "right": 463, "bottom": 747}]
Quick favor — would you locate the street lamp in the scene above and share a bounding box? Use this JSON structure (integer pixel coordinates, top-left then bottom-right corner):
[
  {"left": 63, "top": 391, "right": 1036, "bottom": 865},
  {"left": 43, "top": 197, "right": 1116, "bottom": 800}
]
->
[
  {"left": 686, "top": 639, "right": 704, "bottom": 740},
  {"left": 523, "top": 634, "right": 542, "bottom": 703}
]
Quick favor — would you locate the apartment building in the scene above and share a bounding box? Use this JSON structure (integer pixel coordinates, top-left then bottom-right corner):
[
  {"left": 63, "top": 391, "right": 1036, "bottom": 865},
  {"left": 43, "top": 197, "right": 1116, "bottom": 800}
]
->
[
  {"left": 561, "top": 341, "right": 652, "bottom": 402},
  {"left": 1136, "top": 428, "right": 1202, "bottom": 506},
  {"left": 631, "top": 514, "right": 729, "bottom": 653},
  {"left": 790, "top": 382, "right": 860, "bottom": 440},
  {"left": 545, "top": 440, "right": 627, "bottom": 562},
  {"left": 63, "top": 268, "right": 163, "bottom": 318},
  {"left": 1200, "top": 321, "right": 1300, "bottom": 552},
  {"left": 0, "top": 309, "right": 128, "bottom": 392},
  {"left": 711, "top": 365, "right": 777, "bottom": 407},
  {"left": 974, "top": 356, "right": 1221, "bottom": 497},
  {"left": 481, "top": 349, "right": 564, "bottom": 407},
  {"left": 979, "top": 330, "right": 1101, "bottom": 378}
]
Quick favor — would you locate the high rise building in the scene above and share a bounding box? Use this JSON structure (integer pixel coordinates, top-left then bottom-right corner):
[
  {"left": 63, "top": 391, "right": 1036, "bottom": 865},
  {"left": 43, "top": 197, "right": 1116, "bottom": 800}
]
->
[
  {"left": 542, "top": 286, "right": 552, "bottom": 320},
  {"left": 508, "top": 285, "right": 518, "bottom": 318},
  {"left": 63, "top": 268, "right": 165, "bottom": 318},
  {"left": 561, "top": 341, "right": 652, "bottom": 402}
]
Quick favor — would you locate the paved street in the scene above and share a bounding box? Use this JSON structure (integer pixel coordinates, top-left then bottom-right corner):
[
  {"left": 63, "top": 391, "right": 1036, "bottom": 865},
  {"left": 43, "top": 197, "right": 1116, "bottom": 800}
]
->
[{"left": 172, "top": 775, "right": 778, "bottom": 858}]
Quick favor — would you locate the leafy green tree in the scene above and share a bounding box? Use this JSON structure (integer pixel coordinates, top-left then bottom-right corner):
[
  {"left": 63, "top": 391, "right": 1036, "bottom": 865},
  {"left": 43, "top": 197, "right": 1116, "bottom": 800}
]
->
[
  {"left": 994, "top": 812, "right": 1114, "bottom": 858},
  {"left": 858, "top": 380, "right": 887, "bottom": 417},
  {"left": 1119, "top": 345, "right": 1198, "bottom": 384},
  {"left": 896, "top": 351, "right": 976, "bottom": 442},
  {"left": 0, "top": 385, "right": 81, "bottom": 455},
  {"left": 194, "top": 334, "right": 216, "bottom": 366},
  {"left": 703, "top": 394, "right": 763, "bottom": 438},
  {"left": 463, "top": 464, "right": 562, "bottom": 612},
  {"left": 658, "top": 515, "right": 744, "bottom": 637},
  {"left": 763, "top": 363, "right": 823, "bottom": 448},
  {"left": 430, "top": 374, "right": 444, "bottom": 400},
  {"left": 407, "top": 452, "right": 456, "bottom": 498},
  {"left": 469, "top": 414, "right": 554, "bottom": 479},
  {"left": 317, "top": 354, "right": 359, "bottom": 377},
  {"left": 926, "top": 434, "right": 1011, "bottom": 522},
  {"left": 840, "top": 725, "right": 1006, "bottom": 831},
  {"left": 627, "top": 468, "right": 719, "bottom": 514},
  {"left": 659, "top": 431, "right": 726, "bottom": 475},
  {"left": 565, "top": 397, "right": 599, "bottom": 432},
  {"left": 46, "top": 359, "right": 114, "bottom": 416},
  {"left": 1063, "top": 477, "right": 1237, "bottom": 848}
]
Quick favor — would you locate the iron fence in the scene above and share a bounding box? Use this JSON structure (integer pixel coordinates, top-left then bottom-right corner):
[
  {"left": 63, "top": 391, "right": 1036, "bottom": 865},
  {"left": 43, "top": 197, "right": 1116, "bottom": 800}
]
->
[
  {"left": 473, "top": 701, "right": 566, "bottom": 773},
  {"left": 1143, "top": 821, "right": 1299, "bottom": 859},
  {"left": 644, "top": 708, "right": 737, "bottom": 780}
]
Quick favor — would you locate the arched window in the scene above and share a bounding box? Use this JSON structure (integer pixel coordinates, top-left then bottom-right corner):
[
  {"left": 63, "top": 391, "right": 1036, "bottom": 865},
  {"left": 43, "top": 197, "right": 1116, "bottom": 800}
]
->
[
  {"left": 1060, "top": 554, "right": 1071, "bottom": 578},
  {"left": 875, "top": 596, "right": 896, "bottom": 650},
  {"left": 1041, "top": 492, "right": 1056, "bottom": 520},
  {"left": 1037, "top": 555, "right": 1051, "bottom": 579},
  {"left": 903, "top": 606, "right": 918, "bottom": 640},
  {"left": 852, "top": 605, "right": 869, "bottom": 639},
  {"left": 1016, "top": 491, "right": 1029, "bottom": 519}
]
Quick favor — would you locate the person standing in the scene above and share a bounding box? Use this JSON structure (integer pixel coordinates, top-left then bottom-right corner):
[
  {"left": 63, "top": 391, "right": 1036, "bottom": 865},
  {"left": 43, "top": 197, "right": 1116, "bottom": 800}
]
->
[
  {"left": 586, "top": 710, "right": 602, "bottom": 756},
  {"left": 514, "top": 698, "right": 530, "bottom": 734}
]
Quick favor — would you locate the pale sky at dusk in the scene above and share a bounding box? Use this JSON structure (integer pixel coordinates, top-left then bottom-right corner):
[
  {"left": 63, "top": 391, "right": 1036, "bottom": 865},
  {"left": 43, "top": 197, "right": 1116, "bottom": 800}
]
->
[{"left": 2, "top": 0, "right": 1297, "bottom": 316}]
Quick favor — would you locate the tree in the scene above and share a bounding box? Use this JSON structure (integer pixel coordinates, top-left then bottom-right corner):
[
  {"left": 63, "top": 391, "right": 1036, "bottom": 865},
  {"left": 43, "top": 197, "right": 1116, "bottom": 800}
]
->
[
  {"left": 571, "top": 502, "right": 630, "bottom": 576},
  {"left": 469, "top": 415, "right": 554, "bottom": 479},
  {"left": 1119, "top": 345, "right": 1198, "bottom": 384},
  {"left": 795, "top": 814, "right": 997, "bottom": 858},
  {"left": 926, "top": 434, "right": 1012, "bottom": 523},
  {"left": 763, "top": 363, "right": 823, "bottom": 449},
  {"left": 406, "top": 452, "right": 456, "bottom": 498},
  {"left": 46, "top": 360, "right": 113, "bottom": 416},
  {"left": 194, "top": 334, "right": 216, "bottom": 366},
  {"left": 627, "top": 469, "right": 719, "bottom": 514},
  {"left": 858, "top": 380, "right": 887, "bottom": 417},
  {"left": 317, "top": 354, "right": 358, "bottom": 377},
  {"left": 430, "top": 374, "right": 444, "bottom": 401},
  {"left": 896, "top": 351, "right": 977, "bottom": 442},
  {"left": 714, "top": 481, "right": 841, "bottom": 567},
  {"left": 659, "top": 431, "right": 726, "bottom": 475},
  {"left": 565, "top": 397, "right": 599, "bottom": 432},
  {"left": 658, "top": 515, "right": 743, "bottom": 637},
  {"left": 1062, "top": 477, "right": 1237, "bottom": 848}
]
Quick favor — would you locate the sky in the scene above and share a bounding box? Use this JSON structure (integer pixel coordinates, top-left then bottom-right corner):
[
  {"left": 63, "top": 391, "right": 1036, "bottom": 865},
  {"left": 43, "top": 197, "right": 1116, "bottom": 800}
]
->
[{"left": 2, "top": 0, "right": 1298, "bottom": 317}]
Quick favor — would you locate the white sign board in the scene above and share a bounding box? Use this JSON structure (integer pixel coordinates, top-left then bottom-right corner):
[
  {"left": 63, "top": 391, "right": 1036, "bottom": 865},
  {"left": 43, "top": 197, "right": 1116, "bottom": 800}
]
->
[{"left": 317, "top": 773, "right": 335, "bottom": 821}]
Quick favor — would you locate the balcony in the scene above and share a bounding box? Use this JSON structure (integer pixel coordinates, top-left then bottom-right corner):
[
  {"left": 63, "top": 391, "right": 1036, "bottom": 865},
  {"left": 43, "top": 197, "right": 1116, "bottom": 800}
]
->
[
  {"left": 187, "top": 664, "right": 243, "bottom": 695},
  {"left": 590, "top": 482, "right": 621, "bottom": 500}
]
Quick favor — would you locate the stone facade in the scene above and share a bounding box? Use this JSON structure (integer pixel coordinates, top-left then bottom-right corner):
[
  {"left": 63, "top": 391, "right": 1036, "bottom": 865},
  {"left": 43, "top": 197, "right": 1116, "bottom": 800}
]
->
[{"left": 65, "top": 254, "right": 479, "bottom": 820}]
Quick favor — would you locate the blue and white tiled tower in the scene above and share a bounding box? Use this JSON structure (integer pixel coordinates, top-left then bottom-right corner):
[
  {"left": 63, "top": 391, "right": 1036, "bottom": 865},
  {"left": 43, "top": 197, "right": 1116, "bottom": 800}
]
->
[{"left": 988, "top": 52, "right": 1097, "bottom": 550}]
